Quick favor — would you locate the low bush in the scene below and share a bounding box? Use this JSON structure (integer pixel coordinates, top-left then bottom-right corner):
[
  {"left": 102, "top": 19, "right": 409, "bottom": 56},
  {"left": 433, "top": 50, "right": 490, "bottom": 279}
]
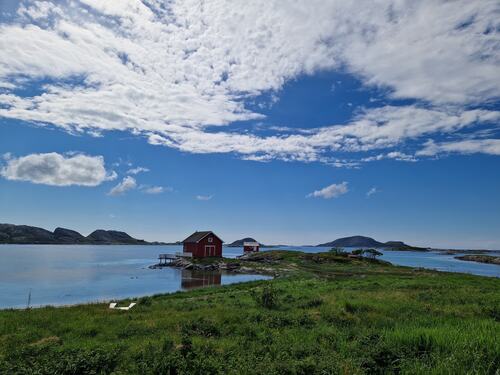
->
[{"left": 258, "top": 284, "right": 279, "bottom": 309}]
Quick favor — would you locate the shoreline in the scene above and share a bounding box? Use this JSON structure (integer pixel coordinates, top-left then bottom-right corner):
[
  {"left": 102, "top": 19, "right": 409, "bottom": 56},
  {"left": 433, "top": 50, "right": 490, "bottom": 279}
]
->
[
  {"left": 1, "top": 249, "right": 498, "bottom": 373},
  {"left": 455, "top": 254, "right": 500, "bottom": 266}
]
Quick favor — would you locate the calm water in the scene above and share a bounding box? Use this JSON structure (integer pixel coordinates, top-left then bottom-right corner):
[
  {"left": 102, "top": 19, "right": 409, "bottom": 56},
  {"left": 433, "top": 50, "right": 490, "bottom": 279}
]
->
[
  {"left": 0, "top": 245, "right": 270, "bottom": 309},
  {"left": 0, "top": 244, "right": 498, "bottom": 309}
]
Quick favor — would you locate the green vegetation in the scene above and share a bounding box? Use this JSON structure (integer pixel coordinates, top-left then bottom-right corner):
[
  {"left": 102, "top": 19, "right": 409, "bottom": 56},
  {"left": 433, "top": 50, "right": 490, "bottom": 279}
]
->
[
  {"left": 351, "top": 248, "right": 383, "bottom": 259},
  {"left": 0, "top": 250, "right": 499, "bottom": 374}
]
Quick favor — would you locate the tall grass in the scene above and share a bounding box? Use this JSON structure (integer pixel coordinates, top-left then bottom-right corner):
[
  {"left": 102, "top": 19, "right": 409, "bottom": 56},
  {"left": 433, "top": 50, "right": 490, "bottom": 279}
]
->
[{"left": 0, "top": 251, "right": 498, "bottom": 374}]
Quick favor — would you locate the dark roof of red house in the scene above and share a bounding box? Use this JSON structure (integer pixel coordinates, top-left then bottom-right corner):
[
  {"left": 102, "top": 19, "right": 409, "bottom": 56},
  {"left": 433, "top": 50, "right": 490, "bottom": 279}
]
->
[{"left": 182, "top": 231, "right": 223, "bottom": 243}]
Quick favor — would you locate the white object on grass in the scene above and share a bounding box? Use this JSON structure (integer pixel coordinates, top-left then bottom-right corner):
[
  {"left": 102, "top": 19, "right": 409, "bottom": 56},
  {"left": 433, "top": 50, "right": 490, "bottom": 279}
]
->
[{"left": 109, "top": 302, "right": 136, "bottom": 310}]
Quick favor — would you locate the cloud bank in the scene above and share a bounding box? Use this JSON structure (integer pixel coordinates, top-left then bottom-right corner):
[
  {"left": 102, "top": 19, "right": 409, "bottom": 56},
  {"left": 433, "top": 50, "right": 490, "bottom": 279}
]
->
[
  {"left": 0, "top": 0, "right": 498, "bottom": 163},
  {"left": 0, "top": 152, "right": 115, "bottom": 186}
]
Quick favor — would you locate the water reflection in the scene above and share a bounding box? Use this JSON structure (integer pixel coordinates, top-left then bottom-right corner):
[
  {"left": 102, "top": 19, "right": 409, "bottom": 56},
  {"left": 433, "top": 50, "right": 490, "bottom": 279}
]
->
[
  {"left": 181, "top": 269, "right": 222, "bottom": 289},
  {"left": 0, "top": 244, "right": 270, "bottom": 309}
]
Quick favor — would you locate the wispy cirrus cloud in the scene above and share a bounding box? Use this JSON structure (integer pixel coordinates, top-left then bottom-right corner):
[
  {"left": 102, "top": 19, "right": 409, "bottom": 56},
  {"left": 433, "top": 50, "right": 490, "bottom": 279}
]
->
[
  {"left": 108, "top": 176, "right": 137, "bottom": 196},
  {"left": 366, "top": 187, "right": 380, "bottom": 198},
  {"left": 127, "top": 167, "right": 149, "bottom": 175},
  {"left": 417, "top": 139, "right": 500, "bottom": 157},
  {"left": 0, "top": 1, "right": 498, "bottom": 163},
  {"left": 307, "top": 182, "right": 348, "bottom": 199},
  {"left": 141, "top": 185, "right": 172, "bottom": 194},
  {"left": 196, "top": 195, "right": 213, "bottom": 201},
  {"left": 0, "top": 152, "right": 116, "bottom": 186}
]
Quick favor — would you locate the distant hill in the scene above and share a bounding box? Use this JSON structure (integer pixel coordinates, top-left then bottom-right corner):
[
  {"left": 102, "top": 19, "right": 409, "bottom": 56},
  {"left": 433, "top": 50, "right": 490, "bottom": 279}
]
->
[
  {"left": 227, "top": 237, "right": 263, "bottom": 247},
  {"left": 317, "top": 235, "right": 426, "bottom": 251},
  {"left": 87, "top": 230, "right": 147, "bottom": 244},
  {"left": 0, "top": 223, "right": 156, "bottom": 245},
  {"left": 53, "top": 227, "right": 87, "bottom": 243}
]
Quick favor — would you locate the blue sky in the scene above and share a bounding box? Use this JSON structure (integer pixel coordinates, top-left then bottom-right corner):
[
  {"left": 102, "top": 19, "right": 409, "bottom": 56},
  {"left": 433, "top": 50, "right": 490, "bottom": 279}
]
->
[{"left": 0, "top": 1, "right": 499, "bottom": 248}]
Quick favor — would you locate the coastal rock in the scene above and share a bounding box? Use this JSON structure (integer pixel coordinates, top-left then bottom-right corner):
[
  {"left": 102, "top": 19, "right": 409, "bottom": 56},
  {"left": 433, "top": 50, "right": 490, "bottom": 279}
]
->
[{"left": 455, "top": 255, "right": 500, "bottom": 265}]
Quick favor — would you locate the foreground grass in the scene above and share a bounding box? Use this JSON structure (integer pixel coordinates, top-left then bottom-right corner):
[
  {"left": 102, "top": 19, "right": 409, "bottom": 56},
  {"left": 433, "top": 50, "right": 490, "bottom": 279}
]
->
[{"left": 0, "top": 251, "right": 499, "bottom": 374}]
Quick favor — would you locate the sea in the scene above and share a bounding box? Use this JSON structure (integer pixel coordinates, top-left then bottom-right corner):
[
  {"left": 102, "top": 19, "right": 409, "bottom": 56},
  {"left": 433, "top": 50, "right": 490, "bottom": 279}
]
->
[{"left": 0, "top": 244, "right": 498, "bottom": 309}]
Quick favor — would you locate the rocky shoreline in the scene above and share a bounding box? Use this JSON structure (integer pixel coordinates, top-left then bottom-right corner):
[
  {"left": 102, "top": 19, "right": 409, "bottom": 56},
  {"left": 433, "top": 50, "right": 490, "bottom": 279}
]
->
[
  {"left": 148, "top": 255, "right": 279, "bottom": 276},
  {"left": 455, "top": 254, "right": 500, "bottom": 265}
]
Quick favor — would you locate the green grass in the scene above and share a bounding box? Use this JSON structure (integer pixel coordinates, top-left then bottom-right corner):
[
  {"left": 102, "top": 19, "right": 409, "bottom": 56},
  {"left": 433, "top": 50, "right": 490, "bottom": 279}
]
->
[{"left": 0, "top": 251, "right": 499, "bottom": 374}]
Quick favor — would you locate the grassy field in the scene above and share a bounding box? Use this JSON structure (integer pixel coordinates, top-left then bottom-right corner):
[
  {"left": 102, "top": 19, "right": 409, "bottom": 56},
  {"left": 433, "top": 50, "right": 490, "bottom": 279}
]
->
[{"left": 0, "top": 250, "right": 499, "bottom": 374}]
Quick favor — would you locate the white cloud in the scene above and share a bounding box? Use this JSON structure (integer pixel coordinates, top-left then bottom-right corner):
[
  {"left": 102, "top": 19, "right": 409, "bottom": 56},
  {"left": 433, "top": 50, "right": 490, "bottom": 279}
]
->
[
  {"left": 362, "top": 151, "right": 417, "bottom": 163},
  {"left": 417, "top": 139, "right": 500, "bottom": 157},
  {"left": 307, "top": 182, "right": 348, "bottom": 199},
  {"left": 108, "top": 176, "right": 137, "bottom": 196},
  {"left": 127, "top": 166, "right": 149, "bottom": 175},
  {"left": 196, "top": 195, "right": 213, "bottom": 201},
  {"left": 142, "top": 186, "right": 170, "bottom": 194},
  {"left": 0, "top": 152, "right": 115, "bottom": 186},
  {"left": 366, "top": 187, "right": 380, "bottom": 197},
  {"left": 0, "top": 1, "right": 498, "bottom": 163}
]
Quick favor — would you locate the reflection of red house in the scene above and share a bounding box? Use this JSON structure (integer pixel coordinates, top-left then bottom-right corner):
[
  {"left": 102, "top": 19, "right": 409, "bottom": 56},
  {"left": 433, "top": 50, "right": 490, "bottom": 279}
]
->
[
  {"left": 181, "top": 270, "right": 222, "bottom": 289},
  {"left": 182, "top": 231, "right": 223, "bottom": 258},
  {"left": 243, "top": 241, "right": 260, "bottom": 253}
]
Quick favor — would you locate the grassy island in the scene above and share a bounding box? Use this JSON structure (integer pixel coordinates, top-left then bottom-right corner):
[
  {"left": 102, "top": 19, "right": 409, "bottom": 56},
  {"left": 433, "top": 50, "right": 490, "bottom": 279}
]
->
[{"left": 0, "top": 250, "right": 499, "bottom": 374}]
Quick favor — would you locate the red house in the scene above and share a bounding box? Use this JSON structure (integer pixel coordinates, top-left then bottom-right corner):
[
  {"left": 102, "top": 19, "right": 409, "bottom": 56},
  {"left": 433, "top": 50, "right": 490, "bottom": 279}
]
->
[
  {"left": 243, "top": 241, "right": 260, "bottom": 253},
  {"left": 182, "top": 231, "right": 223, "bottom": 258}
]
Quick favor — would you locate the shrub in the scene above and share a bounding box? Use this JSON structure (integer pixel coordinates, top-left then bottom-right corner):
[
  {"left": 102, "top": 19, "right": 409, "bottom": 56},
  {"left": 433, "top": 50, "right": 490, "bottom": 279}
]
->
[
  {"left": 138, "top": 296, "right": 152, "bottom": 306},
  {"left": 344, "top": 302, "right": 373, "bottom": 314},
  {"left": 364, "top": 249, "right": 383, "bottom": 259},
  {"left": 483, "top": 306, "right": 500, "bottom": 321},
  {"left": 1, "top": 346, "right": 120, "bottom": 375},
  {"left": 328, "top": 247, "right": 348, "bottom": 256},
  {"left": 181, "top": 318, "right": 220, "bottom": 338},
  {"left": 134, "top": 339, "right": 185, "bottom": 374},
  {"left": 300, "top": 298, "right": 324, "bottom": 309},
  {"left": 258, "top": 285, "right": 279, "bottom": 309}
]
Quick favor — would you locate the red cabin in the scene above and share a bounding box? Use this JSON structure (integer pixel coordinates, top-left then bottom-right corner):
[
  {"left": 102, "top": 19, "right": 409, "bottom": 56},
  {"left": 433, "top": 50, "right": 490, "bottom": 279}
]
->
[
  {"left": 182, "top": 231, "right": 223, "bottom": 258},
  {"left": 243, "top": 241, "right": 260, "bottom": 253}
]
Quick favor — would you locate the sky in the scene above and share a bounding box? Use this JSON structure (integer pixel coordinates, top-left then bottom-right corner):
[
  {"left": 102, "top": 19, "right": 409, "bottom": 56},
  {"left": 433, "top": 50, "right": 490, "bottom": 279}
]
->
[{"left": 0, "top": 0, "right": 499, "bottom": 249}]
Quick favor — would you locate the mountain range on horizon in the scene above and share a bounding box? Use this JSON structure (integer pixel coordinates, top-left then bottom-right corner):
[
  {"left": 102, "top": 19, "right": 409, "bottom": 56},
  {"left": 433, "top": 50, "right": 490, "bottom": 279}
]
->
[
  {"left": 0, "top": 223, "right": 155, "bottom": 245},
  {"left": 1, "top": 223, "right": 426, "bottom": 250}
]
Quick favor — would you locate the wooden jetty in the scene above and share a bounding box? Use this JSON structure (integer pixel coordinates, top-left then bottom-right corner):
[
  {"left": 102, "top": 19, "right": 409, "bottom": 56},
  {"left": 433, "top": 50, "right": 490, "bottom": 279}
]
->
[
  {"left": 158, "top": 253, "right": 178, "bottom": 265},
  {"left": 158, "top": 252, "right": 193, "bottom": 266}
]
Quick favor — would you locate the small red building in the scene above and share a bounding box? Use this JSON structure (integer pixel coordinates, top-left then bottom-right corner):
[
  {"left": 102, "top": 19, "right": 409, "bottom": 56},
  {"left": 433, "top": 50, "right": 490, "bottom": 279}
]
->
[
  {"left": 182, "top": 231, "right": 223, "bottom": 258},
  {"left": 243, "top": 241, "right": 260, "bottom": 253}
]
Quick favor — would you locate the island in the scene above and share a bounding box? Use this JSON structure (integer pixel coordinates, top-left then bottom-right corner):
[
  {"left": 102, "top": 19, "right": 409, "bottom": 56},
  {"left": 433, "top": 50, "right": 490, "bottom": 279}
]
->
[
  {"left": 0, "top": 223, "right": 162, "bottom": 245},
  {"left": 226, "top": 237, "right": 263, "bottom": 247},
  {"left": 455, "top": 254, "right": 500, "bottom": 265},
  {"left": 317, "top": 235, "right": 428, "bottom": 251}
]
